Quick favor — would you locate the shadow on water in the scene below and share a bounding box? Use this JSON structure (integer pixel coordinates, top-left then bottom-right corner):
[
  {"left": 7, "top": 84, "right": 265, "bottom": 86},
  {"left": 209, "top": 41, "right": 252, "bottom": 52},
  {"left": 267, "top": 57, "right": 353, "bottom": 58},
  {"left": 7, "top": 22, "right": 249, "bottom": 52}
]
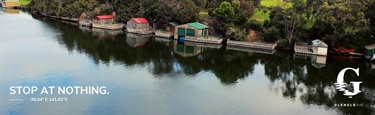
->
[{"left": 31, "top": 14, "right": 375, "bottom": 114}]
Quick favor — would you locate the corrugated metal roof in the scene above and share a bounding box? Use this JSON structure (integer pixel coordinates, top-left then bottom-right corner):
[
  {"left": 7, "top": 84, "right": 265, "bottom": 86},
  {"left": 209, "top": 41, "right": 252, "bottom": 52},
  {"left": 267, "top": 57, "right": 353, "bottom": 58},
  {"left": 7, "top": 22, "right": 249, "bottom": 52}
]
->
[
  {"left": 188, "top": 22, "right": 208, "bottom": 29},
  {"left": 365, "top": 44, "right": 375, "bottom": 50},
  {"left": 96, "top": 15, "right": 114, "bottom": 20},
  {"left": 131, "top": 18, "right": 149, "bottom": 24},
  {"left": 312, "top": 39, "right": 328, "bottom": 48},
  {"left": 168, "top": 22, "right": 178, "bottom": 26}
]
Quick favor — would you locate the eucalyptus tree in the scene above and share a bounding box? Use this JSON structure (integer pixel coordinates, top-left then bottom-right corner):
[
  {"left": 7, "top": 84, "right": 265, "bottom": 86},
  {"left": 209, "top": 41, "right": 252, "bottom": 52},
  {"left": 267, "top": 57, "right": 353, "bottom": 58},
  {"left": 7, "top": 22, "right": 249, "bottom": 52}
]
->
[
  {"left": 313, "top": 0, "right": 373, "bottom": 46},
  {"left": 268, "top": 0, "right": 308, "bottom": 45}
]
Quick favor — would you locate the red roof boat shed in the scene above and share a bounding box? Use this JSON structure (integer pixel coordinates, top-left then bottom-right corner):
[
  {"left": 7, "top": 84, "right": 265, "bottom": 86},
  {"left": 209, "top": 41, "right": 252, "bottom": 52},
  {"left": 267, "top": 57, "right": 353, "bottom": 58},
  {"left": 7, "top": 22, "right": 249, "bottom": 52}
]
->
[
  {"left": 96, "top": 15, "right": 115, "bottom": 20},
  {"left": 127, "top": 18, "right": 151, "bottom": 32},
  {"left": 131, "top": 18, "right": 149, "bottom": 24},
  {"left": 93, "top": 15, "right": 115, "bottom": 25}
]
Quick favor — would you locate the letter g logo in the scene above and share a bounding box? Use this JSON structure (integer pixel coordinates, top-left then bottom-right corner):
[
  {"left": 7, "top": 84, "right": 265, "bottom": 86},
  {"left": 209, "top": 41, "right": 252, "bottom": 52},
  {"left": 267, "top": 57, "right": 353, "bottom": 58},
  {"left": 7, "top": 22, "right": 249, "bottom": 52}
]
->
[{"left": 334, "top": 68, "right": 362, "bottom": 98}]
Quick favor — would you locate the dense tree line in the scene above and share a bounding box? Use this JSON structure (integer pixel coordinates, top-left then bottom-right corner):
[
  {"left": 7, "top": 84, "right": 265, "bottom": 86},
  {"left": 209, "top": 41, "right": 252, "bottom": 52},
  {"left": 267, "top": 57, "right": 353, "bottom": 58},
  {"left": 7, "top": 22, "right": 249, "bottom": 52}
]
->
[
  {"left": 30, "top": 0, "right": 200, "bottom": 25},
  {"left": 29, "top": 0, "right": 375, "bottom": 49},
  {"left": 263, "top": 0, "right": 375, "bottom": 50},
  {"left": 209, "top": 0, "right": 259, "bottom": 40},
  {"left": 30, "top": 0, "right": 101, "bottom": 18}
]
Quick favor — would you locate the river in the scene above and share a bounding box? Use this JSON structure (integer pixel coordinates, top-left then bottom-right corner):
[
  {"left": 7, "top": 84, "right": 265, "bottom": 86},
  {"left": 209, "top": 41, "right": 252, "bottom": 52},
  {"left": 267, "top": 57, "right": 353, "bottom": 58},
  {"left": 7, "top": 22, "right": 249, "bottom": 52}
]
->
[{"left": 1, "top": 9, "right": 374, "bottom": 114}]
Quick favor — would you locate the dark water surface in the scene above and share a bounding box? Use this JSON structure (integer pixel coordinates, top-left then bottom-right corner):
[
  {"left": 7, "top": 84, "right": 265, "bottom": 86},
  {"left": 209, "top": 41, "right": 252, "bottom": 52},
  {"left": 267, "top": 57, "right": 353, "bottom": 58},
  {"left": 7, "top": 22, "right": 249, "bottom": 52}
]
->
[{"left": 1, "top": 10, "right": 375, "bottom": 114}]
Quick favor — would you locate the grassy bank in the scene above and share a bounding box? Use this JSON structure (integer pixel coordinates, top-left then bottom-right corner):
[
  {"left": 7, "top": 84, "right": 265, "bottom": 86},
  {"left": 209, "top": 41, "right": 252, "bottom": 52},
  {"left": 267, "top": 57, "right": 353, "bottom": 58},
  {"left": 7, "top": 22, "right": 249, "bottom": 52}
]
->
[
  {"left": 250, "top": 0, "right": 292, "bottom": 23},
  {"left": 251, "top": 9, "right": 270, "bottom": 23},
  {"left": 19, "top": 0, "right": 31, "bottom": 5}
]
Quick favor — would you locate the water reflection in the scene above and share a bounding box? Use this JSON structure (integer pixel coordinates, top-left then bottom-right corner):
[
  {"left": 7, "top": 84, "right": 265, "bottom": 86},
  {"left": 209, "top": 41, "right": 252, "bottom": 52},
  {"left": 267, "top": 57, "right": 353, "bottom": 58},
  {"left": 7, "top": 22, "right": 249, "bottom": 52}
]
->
[
  {"left": 35, "top": 13, "right": 375, "bottom": 109},
  {"left": 294, "top": 54, "right": 327, "bottom": 68},
  {"left": 79, "top": 27, "right": 124, "bottom": 40},
  {"left": 311, "top": 55, "right": 327, "bottom": 68},
  {"left": 1, "top": 11, "right": 375, "bottom": 114},
  {"left": 173, "top": 42, "right": 204, "bottom": 57},
  {"left": 4, "top": 9, "right": 19, "bottom": 14},
  {"left": 126, "top": 33, "right": 150, "bottom": 47}
]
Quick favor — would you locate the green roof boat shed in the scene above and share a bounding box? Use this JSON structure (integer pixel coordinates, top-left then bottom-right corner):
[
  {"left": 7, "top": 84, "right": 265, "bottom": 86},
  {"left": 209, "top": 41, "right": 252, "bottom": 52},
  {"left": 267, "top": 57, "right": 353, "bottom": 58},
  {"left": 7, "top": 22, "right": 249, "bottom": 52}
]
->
[
  {"left": 174, "top": 22, "right": 209, "bottom": 40},
  {"left": 365, "top": 44, "right": 375, "bottom": 60}
]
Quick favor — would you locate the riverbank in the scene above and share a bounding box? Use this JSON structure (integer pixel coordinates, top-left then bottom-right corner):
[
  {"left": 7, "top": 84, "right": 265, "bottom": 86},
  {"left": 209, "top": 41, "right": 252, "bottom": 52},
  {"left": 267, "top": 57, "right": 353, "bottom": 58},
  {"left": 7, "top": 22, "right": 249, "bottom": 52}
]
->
[{"left": 26, "top": 7, "right": 369, "bottom": 60}]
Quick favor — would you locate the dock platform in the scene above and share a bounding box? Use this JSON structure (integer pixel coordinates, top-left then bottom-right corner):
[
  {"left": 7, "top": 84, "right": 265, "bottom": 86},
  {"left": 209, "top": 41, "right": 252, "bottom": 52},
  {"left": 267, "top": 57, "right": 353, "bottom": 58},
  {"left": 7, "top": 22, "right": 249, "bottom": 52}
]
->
[
  {"left": 126, "top": 28, "right": 154, "bottom": 35},
  {"left": 174, "top": 36, "right": 223, "bottom": 44},
  {"left": 227, "top": 40, "right": 276, "bottom": 50},
  {"left": 155, "top": 30, "right": 174, "bottom": 38},
  {"left": 79, "top": 20, "right": 92, "bottom": 27},
  {"left": 93, "top": 23, "right": 124, "bottom": 30},
  {"left": 227, "top": 46, "right": 276, "bottom": 55},
  {"left": 155, "top": 37, "right": 172, "bottom": 43},
  {"left": 294, "top": 45, "right": 313, "bottom": 55},
  {"left": 182, "top": 41, "right": 222, "bottom": 49}
]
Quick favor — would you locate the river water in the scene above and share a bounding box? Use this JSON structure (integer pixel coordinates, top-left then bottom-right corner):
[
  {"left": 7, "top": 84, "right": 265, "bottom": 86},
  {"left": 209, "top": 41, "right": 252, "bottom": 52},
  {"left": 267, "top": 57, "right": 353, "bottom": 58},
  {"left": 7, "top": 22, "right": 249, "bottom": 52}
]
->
[{"left": 1, "top": 9, "right": 374, "bottom": 114}]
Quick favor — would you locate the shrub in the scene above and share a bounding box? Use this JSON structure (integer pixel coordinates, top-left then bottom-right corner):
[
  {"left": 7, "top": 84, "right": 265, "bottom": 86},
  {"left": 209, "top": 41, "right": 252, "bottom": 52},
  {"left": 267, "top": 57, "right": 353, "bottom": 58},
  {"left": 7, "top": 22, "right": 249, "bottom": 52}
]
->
[
  {"left": 244, "top": 21, "right": 263, "bottom": 31},
  {"left": 262, "top": 26, "right": 280, "bottom": 42}
]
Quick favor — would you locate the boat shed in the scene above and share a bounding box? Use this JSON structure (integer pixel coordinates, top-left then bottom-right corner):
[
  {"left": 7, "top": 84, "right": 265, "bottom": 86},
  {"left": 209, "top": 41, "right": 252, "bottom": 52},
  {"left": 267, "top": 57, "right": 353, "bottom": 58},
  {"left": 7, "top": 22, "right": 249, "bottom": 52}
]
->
[
  {"left": 365, "top": 44, "right": 375, "bottom": 60},
  {"left": 311, "top": 39, "right": 328, "bottom": 56},
  {"left": 93, "top": 15, "right": 114, "bottom": 25},
  {"left": 174, "top": 22, "right": 209, "bottom": 40},
  {"left": 164, "top": 22, "right": 178, "bottom": 33},
  {"left": 126, "top": 18, "right": 151, "bottom": 32},
  {"left": 3, "top": 0, "right": 20, "bottom": 8}
]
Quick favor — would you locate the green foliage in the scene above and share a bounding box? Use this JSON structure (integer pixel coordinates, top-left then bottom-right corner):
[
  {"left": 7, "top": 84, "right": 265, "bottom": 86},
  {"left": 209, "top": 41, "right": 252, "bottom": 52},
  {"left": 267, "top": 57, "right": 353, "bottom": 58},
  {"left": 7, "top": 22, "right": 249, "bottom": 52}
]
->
[
  {"left": 212, "top": 1, "right": 236, "bottom": 22},
  {"left": 110, "top": 0, "right": 142, "bottom": 22},
  {"left": 211, "top": 1, "right": 257, "bottom": 41},
  {"left": 313, "top": 0, "right": 373, "bottom": 46},
  {"left": 175, "top": 0, "right": 199, "bottom": 23},
  {"left": 263, "top": 26, "right": 280, "bottom": 42},
  {"left": 263, "top": 19, "right": 270, "bottom": 27},
  {"left": 30, "top": 0, "right": 199, "bottom": 24},
  {"left": 193, "top": 0, "right": 208, "bottom": 7},
  {"left": 365, "top": 2, "right": 375, "bottom": 29},
  {"left": 265, "top": 0, "right": 308, "bottom": 46},
  {"left": 225, "top": 27, "right": 245, "bottom": 41},
  {"left": 334, "top": 29, "right": 375, "bottom": 51},
  {"left": 239, "top": 0, "right": 255, "bottom": 19},
  {"left": 244, "top": 21, "right": 263, "bottom": 31},
  {"left": 19, "top": 0, "right": 31, "bottom": 5},
  {"left": 30, "top": 0, "right": 99, "bottom": 18}
]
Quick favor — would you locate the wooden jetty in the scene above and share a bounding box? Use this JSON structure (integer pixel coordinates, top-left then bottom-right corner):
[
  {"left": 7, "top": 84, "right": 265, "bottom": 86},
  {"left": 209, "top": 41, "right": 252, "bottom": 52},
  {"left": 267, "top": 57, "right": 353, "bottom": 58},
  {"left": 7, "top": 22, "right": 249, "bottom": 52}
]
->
[
  {"left": 294, "top": 45, "right": 313, "bottom": 56},
  {"left": 175, "top": 36, "right": 223, "bottom": 44},
  {"left": 127, "top": 28, "right": 154, "bottom": 35},
  {"left": 226, "top": 40, "right": 277, "bottom": 51},
  {"left": 227, "top": 45, "right": 276, "bottom": 55},
  {"left": 93, "top": 23, "right": 124, "bottom": 30},
  {"left": 295, "top": 39, "right": 328, "bottom": 56},
  {"left": 155, "top": 37, "right": 172, "bottom": 43},
  {"left": 181, "top": 41, "right": 222, "bottom": 49},
  {"left": 79, "top": 20, "right": 92, "bottom": 27},
  {"left": 155, "top": 30, "right": 174, "bottom": 38}
]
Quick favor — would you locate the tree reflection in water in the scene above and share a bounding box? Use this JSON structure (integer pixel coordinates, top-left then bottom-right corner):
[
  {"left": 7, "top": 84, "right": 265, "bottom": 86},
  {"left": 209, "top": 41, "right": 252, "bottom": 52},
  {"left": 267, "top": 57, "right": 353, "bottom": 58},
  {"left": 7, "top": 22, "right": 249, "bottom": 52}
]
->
[{"left": 35, "top": 15, "right": 375, "bottom": 114}]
